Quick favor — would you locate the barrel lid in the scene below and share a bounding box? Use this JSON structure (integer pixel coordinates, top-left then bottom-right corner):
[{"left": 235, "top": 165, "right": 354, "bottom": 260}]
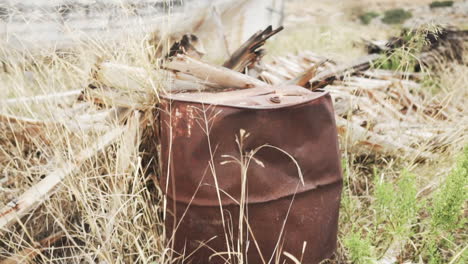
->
[{"left": 161, "top": 86, "right": 328, "bottom": 109}]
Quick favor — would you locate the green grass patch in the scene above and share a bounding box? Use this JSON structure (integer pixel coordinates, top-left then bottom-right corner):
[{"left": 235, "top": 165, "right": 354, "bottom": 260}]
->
[
  {"left": 418, "top": 148, "right": 468, "bottom": 263},
  {"left": 374, "top": 170, "right": 419, "bottom": 235},
  {"left": 382, "top": 8, "right": 412, "bottom": 24},
  {"left": 429, "top": 1, "right": 454, "bottom": 9},
  {"left": 374, "top": 25, "right": 442, "bottom": 71},
  {"left": 430, "top": 148, "right": 467, "bottom": 232},
  {"left": 344, "top": 232, "right": 375, "bottom": 264},
  {"left": 359, "top": 11, "right": 379, "bottom": 25}
]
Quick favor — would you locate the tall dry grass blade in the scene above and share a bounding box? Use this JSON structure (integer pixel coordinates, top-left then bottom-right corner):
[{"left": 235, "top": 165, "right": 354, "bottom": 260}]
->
[
  {"left": 0, "top": 231, "right": 64, "bottom": 264},
  {"left": 0, "top": 126, "right": 125, "bottom": 231}
]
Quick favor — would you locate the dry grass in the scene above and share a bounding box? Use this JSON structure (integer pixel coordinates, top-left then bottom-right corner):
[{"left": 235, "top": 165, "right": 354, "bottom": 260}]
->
[{"left": 0, "top": 1, "right": 467, "bottom": 263}]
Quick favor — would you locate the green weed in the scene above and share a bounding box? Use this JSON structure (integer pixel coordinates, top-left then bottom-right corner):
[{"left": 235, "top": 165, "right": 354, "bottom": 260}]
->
[
  {"left": 374, "top": 170, "right": 418, "bottom": 235},
  {"left": 344, "top": 232, "right": 375, "bottom": 264},
  {"left": 418, "top": 148, "right": 467, "bottom": 263},
  {"left": 430, "top": 147, "right": 467, "bottom": 231},
  {"left": 359, "top": 12, "right": 379, "bottom": 25},
  {"left": 429, "top": 1, "right": 454, "bottom": 9},
  {"left": 375, "top": 24, "right": 441, "bottom": 72},
  {"left": 382, "top": 9, "right": 412, "bottom": 24}
]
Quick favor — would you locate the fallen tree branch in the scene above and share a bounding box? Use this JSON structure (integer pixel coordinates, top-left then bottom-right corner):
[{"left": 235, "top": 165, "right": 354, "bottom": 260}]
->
[{"left": 0, "top": 126, "right": 126, "bottom": 231}]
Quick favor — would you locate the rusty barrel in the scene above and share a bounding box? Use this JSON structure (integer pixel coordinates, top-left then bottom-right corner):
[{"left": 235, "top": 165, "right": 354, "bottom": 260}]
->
[{"left": 158, "top": 86, "right": 343, "bottom": 264}]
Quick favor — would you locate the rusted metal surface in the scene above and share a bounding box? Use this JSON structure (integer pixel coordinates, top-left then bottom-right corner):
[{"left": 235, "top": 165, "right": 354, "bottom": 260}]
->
[{"left": 159, "top": 86, "right": 342, "bottom": 264}]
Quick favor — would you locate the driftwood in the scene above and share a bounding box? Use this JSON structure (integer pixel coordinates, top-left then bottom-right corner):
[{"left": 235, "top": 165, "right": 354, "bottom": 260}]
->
[
  {"left": 223, "top": 26, "right": 284, "bottom": 72},
  {"left": 0, "top": 231, "right": 64, "bottom": 264},
  {"left": 0, "top": 126, "right": 125, "bottom": 231}
]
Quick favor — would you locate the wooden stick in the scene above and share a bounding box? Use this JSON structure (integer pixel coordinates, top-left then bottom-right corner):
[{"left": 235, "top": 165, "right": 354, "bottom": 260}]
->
[
  {"left": 0, "top": 126, "right": 125, "bottom": 231},
  {"left": 165, "top": 55, "right": 271, "bottom": 89},
  {"left": 0, "top": 231, "right": 64, "bottom": 264}
]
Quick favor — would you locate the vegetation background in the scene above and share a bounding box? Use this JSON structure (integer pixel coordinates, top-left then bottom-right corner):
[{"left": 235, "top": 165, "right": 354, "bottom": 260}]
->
[{"left": 0, "top": 0, "right": 466, "bottom": 263}]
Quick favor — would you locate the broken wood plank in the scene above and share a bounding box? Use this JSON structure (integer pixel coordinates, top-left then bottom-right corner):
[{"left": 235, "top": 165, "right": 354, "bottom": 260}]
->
[
  {"left": 223, "top": 25, "right": 283, "bottom": 72},
  {"left": 0, "top": 126, "right": 125, "bottom": 231},
  {"left": 284, "top": 59, "right": 329, "bottom": 87}
]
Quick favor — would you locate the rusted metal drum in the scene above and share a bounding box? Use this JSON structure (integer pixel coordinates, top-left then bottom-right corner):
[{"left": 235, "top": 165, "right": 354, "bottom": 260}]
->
[{"left": 159, "top": 86, "right": 342, "bottom": 264}]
